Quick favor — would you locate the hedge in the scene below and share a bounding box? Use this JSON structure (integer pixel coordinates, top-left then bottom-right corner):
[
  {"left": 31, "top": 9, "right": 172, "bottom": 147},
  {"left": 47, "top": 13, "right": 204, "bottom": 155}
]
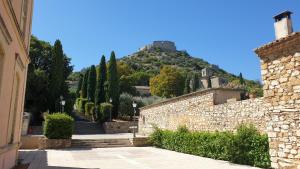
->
[
  {"left": 79, "top": 98, "right": 88, "bottom": 113},
  {"left": 85, "top": 102, "right": 95, "bottom": 116},
  {"left": 43, "top": 113, "right": 74, "bottom": 139},
  {"left": 98, "top": 102, "right": 112, "bottom": 123},
  {"left": 150, "top": 124, "right": 270, "bottom": 168},
  {"left": 75, "top": 98, "right": 81, "bottom": 110}
]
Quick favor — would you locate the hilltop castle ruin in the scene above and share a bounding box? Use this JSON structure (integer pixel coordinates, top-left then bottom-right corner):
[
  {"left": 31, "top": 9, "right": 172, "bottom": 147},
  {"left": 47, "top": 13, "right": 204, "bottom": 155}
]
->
[{"left": 139, "top": 41, "right": 177, "bottom": 52}]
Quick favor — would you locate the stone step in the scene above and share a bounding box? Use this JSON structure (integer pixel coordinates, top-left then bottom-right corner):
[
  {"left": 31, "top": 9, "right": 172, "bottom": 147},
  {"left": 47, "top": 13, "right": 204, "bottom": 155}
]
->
[{"left": 71, "top": 138, "right": 132, "bottom": 148}]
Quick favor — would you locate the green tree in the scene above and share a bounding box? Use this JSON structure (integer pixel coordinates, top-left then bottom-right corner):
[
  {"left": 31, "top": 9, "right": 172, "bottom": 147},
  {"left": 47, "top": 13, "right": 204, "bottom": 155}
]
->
[
  {"left": 129, "top": 71, "right": 152, "bottom": 86},
  {"left": 119, "top": 75, "right": 137, "bottom": 95},
  {"left": 184, "top": 75, "right": 191, "bottom": 94},
  {"left": 48, "top": 40, "right": 65, "bottom": 112},
  {"left": 150, "top": 66, "right": 185, "bottom": 98},
  {"left": 95, "top": 55, "right": 107, "bottom": 104},
  {"left": 87, "top": 65, "right": 96, "bottom": 102},
  {"left": 26, "top": 36, "right": 73, "bottom": 120},
  {"left": 76, "top": 74, "right": 83, "bottom": 97},
  {"left": 117, "top": 61, "right": 133, "bottom": 77},
  {"left": 107, "top": 51, "right": 120, "bottom": 118},
  {"left": 81, "top": 69, "right": 89, "bottom": 98},
  {"left": 239, "top": 73, "right": 245, "bottom": 85}
]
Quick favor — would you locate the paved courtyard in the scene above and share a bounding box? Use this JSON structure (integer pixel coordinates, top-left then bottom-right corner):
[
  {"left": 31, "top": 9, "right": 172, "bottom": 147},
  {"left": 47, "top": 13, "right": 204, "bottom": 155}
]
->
[{"left": 19, "top": 147, "right": 260, "bottom": 169}]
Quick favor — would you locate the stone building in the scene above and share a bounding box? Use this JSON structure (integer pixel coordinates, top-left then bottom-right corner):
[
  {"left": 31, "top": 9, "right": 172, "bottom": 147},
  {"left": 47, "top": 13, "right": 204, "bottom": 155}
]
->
[
  {"left": 198, "top": 67, "right": 228, "bottom": 90},
  {"left": 255, "top": 11, "right": 300, "bottom": 169},
  {"left": 139, "top": 41, "right": 177, "bottom": 52},
  {"left": 0, "top": 0, "right": 34, "bottom": 169}
]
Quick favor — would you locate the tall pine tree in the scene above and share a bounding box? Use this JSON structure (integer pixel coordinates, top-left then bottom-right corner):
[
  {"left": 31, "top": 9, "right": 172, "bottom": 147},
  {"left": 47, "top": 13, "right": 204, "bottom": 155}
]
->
[
  {"left": 107, "top": 51, "right": 120, "bottom": 118},
  {"left": 81, "top": 69, "right": 89, "bottom": 98},
  {"left": 191, "top": 73, "right": 200, "bottom": 92},
  {"left": 48, "top": 40, "right": 64, "bottom": 112},
  {"left": 95, "top": 55, "right": 107, "bottom": 105},
  {"left": 239, "top": 72, "right": 245, "bottom": 85},
  {"left": 76, "top": 74, "right": 83, "bottom": 98},
  {"left": 184, "top": 75, "right": 191, "bottom": 94},
  {"left": 87, "top": 65, "right": 96, "bottom": 102}
]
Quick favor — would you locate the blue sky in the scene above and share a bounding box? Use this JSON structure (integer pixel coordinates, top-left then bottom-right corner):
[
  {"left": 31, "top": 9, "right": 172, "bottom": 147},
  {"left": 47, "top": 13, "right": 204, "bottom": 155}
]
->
[{"left": 32, "top": 0, "right": 300, "bottom": 80}]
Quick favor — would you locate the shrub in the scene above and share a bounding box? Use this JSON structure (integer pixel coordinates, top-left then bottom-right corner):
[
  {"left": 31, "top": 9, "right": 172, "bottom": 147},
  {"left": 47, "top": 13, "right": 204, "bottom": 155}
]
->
[
  {"left": 75, "top": 98, "right": 81, "bottom": 110},
  {"left": 150, "top": 124, "right": 270, "bottom": 168},
  {"left": 98, "top": 103, "right": 112, "bottom": 123},
  {"left": 229, "top": 124, "right": 270, "bottom": 168},
  {"left": 84, "top": 102, "right": 95, "bottom": 116},
  {"left": 79, "top": 98, "right": 88, "bottom": 113},
  {"left": 119, "top": 93, "right": 134, "bottom": 118},
  {"left": 119, "top": 93, "right": 144, "bottom": 119},
  {"left": 43, "top": 113, "right": 74, "bottom": 139},
  {"left": 85, "top": 102, "right": 95, "bottom": 118}
]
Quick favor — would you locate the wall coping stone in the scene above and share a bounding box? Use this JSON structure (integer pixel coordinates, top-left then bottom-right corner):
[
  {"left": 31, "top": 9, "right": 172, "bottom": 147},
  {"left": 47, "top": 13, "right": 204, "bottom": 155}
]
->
[{"left": 140, "top": 88, "right": 244, "bottom": 111}]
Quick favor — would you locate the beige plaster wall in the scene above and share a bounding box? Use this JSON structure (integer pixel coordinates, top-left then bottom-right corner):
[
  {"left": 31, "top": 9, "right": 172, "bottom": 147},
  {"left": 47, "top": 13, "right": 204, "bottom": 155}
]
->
[{"left": 0, "top": 0, "right": 33, "bottom": 169}]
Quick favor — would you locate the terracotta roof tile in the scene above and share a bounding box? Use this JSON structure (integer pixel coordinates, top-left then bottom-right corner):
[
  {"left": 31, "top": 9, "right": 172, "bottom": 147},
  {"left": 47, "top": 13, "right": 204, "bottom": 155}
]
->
[{"left": 254, "top": 32, "right": 300, "bottom": 54}]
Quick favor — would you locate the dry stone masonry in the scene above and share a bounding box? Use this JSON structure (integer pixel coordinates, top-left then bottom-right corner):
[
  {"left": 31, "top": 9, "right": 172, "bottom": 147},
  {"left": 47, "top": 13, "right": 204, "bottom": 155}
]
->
[
  {"left": 139, "top": 88, "right": 268, "bottom": 135},
  {"left": 255, "top": 33, "right": 300, "bottom": 169}
]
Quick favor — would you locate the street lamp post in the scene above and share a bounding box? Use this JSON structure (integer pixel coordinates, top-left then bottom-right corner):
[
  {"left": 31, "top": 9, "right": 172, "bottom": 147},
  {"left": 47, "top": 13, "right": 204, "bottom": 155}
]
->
[
  {"left": 60, "top": 96, "right": 64, "bottom": 113},
  {"left": 132, "top": 101, "right": 137, "bottom": 138},
  {"left": 61, "top": 100, "right": 66, "bottom": 113},
  {"left": 109, "top": 98, "right": 112, "bottom": 122}
]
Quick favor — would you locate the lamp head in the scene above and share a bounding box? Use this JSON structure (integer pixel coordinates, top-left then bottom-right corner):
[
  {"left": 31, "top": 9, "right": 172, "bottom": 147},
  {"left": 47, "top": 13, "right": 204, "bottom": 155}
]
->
[{"left": 132, "top": 101, "right": 137, "bottom": 108}]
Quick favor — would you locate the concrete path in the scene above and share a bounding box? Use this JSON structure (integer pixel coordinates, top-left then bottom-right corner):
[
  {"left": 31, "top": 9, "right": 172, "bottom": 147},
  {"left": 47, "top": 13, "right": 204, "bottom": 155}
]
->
[{"left": 19, "top": 147, "right": 260, "bottom": 169}]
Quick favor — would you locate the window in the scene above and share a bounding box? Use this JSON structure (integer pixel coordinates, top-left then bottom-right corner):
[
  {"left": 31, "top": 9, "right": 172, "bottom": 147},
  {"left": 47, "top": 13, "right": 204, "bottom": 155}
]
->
[{"left": 7, "top": 73, "right": 20, "bottom": 144}]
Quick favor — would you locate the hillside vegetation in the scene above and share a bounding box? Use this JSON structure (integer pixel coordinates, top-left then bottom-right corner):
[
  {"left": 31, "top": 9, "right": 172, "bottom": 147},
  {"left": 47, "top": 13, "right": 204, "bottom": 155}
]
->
[{"left": 70, "top": 47, "right": 263, "bottom": 97}]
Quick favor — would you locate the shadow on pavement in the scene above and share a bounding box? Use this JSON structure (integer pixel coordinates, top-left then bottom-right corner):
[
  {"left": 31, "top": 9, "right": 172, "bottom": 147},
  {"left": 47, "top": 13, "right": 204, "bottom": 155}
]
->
[{"left": 19, "top": 150, "right": 99, "bottom": 169}]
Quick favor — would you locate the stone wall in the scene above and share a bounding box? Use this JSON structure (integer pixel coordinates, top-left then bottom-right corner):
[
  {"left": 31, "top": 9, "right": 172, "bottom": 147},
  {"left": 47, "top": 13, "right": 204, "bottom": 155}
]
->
[
  {"left": 139, "top": 88, "right": 268, "bottom": 135},
  {"left": 103, "top": 121, "right": 138, "bottom": 134},
  {"left": 255, "top": 32, "right": 300, "bottom": 168},
  {"left": 20, "top": 135, "right": 43, "bottom": 149},
  {"left": 38, "top": 137, "right": 71, "bottom": 149}
]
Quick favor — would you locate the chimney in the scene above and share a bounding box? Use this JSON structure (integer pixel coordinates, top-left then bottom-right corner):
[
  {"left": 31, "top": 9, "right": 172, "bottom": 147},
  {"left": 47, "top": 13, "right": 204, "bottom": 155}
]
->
[{"left": 274, "top": 11, "right": 293, "bottom": 39}]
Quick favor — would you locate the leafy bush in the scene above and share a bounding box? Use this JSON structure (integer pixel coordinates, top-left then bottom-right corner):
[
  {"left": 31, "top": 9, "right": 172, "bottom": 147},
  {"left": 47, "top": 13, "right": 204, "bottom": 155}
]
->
[
  {"left": 75, "top": 98, "right": 81, "bottom": 110},
  {"left": 43, "top": 113, "right": 74, "bottom": 139},
  {"left": 229, "top": 124, "right": 270, "bottom": 168},
  {"left": 119, "top": 93, "right": 134, "bottom": 118},
  {"left": 98, "top": 103, "right": 112, "bottom": 122},
  {"left": 150, "top": 124, "right": 270, "bottom": 168},
  {"left": 79, "top": 98, "right": 88, "bottom": 113},
  {"left": 85, "top": 102, "right": 94, "bottom": 118}
]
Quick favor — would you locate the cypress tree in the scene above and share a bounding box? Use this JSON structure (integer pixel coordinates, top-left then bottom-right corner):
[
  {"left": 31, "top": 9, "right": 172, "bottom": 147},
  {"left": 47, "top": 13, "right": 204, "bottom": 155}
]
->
[
  {"left": 81, "top": 69, "right": 89, "bottom": 98},
  {"left": 76, "top": 74, "right": 83, "bottom": 98},
  {"left": 192, "top": 73, "right": 200, "bottom": 92},
  {"left": 239, "top": 72, "right": 245, "bottom": 85},
  {"left": 87, "top": 65, "right": 96, "bottom": 102},
  {"left": 107, "top": 51, "right": 120, "bottom": 118},
  {"left": 184, "top": 76, "right": 191, "bottom": 94},
  {"left": 49, "top": 40, "right": 64, "bottom": 112},
  {"left": 95, "top": 55, "right": 107, "bottom": 105}
]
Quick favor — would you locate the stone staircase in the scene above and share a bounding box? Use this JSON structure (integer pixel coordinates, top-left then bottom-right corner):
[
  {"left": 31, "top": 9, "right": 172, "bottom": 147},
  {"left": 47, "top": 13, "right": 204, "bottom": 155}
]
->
[
  {"left": 71, "top": 138, "right": 132, "bottom": 148},
  {"left": 73, "top": 121, "right": 104, "bottom": 134}
]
